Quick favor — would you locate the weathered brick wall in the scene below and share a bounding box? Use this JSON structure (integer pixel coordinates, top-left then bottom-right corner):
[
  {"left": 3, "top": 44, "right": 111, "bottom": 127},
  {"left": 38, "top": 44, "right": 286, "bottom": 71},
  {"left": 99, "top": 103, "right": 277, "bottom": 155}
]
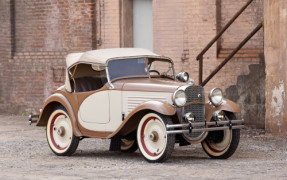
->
[
  {"left": 0, "top": 0, "right": 13, "bottom": 113},
  {"left": 98, "top": 0, "right": 121, "bottom": 48},
  {"left": 0, "top": 0, "right": 97, "bottom": 114},
  {"left": 153, "top": 0, "right": 263, "bottom": 94},
  {"left": 220, "top": 0, "right": 264, "bottom": 49},
  {"left": 14, "top": 0, "right": 95, "bottom": 52},
  {"left": 153, "top": 0, "right": 217, "bottom": 91},
  {"left": 0, "top": 0, "right": 264, "bottom": 116}
]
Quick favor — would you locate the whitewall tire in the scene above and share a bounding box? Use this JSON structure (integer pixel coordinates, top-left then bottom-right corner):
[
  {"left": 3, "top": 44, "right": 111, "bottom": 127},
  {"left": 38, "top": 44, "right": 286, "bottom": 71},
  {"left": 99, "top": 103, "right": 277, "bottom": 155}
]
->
[
  {"left": 137, "top": 112, "right": 175, "bottom": 163},
  {"left": 46, "top": 107, "right": 79, "bottom": 156},
  {"left": 201, "top": 112, "right": 240, "bottom": 159}
]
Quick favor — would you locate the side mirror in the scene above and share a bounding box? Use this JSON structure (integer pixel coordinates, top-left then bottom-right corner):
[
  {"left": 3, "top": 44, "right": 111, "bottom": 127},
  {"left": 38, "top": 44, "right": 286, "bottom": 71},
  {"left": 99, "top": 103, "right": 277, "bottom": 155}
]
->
[{"left": 177, "top": 72, "right": 189, "bottom": 82}]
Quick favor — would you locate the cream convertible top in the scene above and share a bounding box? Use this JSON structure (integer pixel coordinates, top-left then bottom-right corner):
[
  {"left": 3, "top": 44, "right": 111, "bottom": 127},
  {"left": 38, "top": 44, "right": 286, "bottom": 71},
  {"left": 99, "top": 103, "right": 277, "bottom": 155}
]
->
[
  {"left": 64, "top": 48, "right": 169, "bottom": 92},
  {"left": 66, "top": 48, "right": 163, "bottom": 68}
]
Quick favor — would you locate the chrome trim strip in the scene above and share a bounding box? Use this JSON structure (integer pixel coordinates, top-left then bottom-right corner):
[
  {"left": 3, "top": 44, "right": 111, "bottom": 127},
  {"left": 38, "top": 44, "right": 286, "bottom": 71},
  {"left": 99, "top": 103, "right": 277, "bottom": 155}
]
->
[{"left": 105, "top": 67, "right": 114, "bottom": 89}]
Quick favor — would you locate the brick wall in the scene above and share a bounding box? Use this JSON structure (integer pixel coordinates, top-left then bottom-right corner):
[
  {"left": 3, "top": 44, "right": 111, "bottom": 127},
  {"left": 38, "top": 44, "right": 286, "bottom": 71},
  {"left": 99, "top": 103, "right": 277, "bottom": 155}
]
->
[
  {"left": 14, "top": 0, "right": 95, "bottom": 52},
  {"left": 153, "top": 0, "right": 263, "bottom": 94},
  {"left": 99, "top": 0, "right": 121, "bottom": 48},
  {"left": 220, "top": 0, "right": 264, "bottom": 49},
  {"left": 0, "top": 0, "right": 264, "bottom": 115},
  {"left": 0, "top": 0, "right": 97, "bottom": 114},
  {"left": 0, "top": 0, "right": 13, "bottom": 113},
  {"left": 153, "top": 0, "right": 218, "bottom": 91}
]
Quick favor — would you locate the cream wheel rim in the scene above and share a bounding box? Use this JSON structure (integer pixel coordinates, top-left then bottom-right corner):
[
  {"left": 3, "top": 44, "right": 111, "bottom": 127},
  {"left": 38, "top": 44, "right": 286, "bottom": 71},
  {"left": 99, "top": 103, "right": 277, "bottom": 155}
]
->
[
  {"left": 47, "top": 110, "right": 73, "bottom": 154},
  {"left": 121, "top": 139, "right": 135, "bottom": 151},
  {"left": 137, "top": 113, "right": 167, "bottom": 161},
  {"left": 203, "top": 129, "right": 232, "bottom": 156}
]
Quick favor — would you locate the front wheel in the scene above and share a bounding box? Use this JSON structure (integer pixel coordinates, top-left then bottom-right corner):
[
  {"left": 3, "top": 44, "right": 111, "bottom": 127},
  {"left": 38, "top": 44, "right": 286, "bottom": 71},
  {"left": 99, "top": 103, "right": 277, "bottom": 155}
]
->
[
  {"left": 137, "top": 112, "right": 175, "bottom": 163},
  {"left": 46, "top": 107, "right": 79, "bottom": 156},
  {"left": 201, "top": 112, "right": 240, "bottom": 159}
]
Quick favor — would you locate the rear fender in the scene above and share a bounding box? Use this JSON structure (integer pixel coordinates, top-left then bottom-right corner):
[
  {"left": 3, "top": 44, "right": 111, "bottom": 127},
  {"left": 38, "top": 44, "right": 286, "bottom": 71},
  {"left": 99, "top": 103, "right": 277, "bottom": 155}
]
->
[
  {"left": 36, "top": 93, "right": 82, "bottom": 137},
  {"left": 205, "top": 98, "right": 240, "bottom": 121}
]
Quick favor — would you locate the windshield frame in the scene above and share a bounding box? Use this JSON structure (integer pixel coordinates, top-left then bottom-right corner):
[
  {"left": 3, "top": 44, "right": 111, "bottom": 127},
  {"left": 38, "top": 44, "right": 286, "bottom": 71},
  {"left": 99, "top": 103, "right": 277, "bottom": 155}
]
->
[
  {"left": 147, "top": 58, "right": 176, "bottom": 80},
  {"left": 106, "top": 56, "right": 176, "bottom": 84}
]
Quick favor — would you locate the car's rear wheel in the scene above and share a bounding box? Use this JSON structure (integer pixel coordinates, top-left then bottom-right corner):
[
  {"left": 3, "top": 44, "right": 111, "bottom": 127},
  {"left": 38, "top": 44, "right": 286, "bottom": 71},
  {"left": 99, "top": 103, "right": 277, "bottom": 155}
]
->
[
  {"left": 137, "top": 112, "right": 175, "bottom": 163},
  {"left": 201, "top": 112, "right": 240, "bottom": 159},
  {"left": 120, "top": 139, "right": 138, "bottom": 153},
  {"left": 46, "top": 106, "right": 79, "bottom": 156}
]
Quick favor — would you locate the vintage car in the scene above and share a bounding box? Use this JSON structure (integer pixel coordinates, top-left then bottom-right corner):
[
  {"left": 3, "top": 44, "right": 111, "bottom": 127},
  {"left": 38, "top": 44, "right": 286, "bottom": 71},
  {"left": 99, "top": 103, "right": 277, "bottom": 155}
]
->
[{"left": 32, "top": 48, "right": 244, "bottom": 162}]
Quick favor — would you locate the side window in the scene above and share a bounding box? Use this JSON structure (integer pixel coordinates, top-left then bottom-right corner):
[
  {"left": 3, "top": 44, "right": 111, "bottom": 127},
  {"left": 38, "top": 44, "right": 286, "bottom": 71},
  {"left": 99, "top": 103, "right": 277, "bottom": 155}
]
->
[{"left": 69, "top": 64, "right": 107, "bottom": 93}]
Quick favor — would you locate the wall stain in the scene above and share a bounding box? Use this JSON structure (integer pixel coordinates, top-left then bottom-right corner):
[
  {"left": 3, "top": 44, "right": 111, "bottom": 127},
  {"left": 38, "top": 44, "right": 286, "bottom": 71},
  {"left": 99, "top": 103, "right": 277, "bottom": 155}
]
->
[{"left": 271, "top": 80, "right": 286, "bottom": 132}]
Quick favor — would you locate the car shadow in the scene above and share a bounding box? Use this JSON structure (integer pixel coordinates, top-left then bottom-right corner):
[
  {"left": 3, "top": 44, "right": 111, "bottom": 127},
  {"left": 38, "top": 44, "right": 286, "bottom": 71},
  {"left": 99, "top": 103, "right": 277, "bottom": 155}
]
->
[{"left": 71, "top": 149, "right": 213, "bottom": 163}]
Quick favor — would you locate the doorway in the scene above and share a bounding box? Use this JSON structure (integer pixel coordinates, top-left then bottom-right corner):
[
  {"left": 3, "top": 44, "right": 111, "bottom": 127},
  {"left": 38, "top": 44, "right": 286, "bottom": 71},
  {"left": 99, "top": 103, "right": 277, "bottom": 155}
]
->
[{"left": 133, "top": 0, "right": 153, "bottom": 51}]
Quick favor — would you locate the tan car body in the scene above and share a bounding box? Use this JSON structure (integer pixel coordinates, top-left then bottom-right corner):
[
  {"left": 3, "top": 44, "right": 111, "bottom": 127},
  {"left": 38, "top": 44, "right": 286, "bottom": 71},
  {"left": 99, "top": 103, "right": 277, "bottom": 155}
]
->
[
  {"left": 34, "top": 48, "right": 244, "bottom": 162},
  {"left": 36, "top": 78, "right": 240, "bottom": 142}
]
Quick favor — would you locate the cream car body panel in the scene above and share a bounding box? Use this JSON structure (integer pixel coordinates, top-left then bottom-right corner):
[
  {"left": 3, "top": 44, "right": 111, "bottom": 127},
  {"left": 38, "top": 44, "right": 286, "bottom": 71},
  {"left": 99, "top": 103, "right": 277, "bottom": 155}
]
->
[
  {"left": 106, "top": 90, "right": 123, "bottom": 131},
  {"left": 78, "top": 91, "right": 109, "bottom": 131},
  {"left": 122, "top": 91, "right": 173, "bottom": 116}
]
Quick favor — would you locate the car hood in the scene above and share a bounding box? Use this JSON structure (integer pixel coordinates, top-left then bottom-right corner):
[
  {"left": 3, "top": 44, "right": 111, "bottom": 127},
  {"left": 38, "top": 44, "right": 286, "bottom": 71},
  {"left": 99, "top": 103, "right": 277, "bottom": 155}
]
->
[{"left": 117, "top": 78, "right": 187, "bottom": 93}]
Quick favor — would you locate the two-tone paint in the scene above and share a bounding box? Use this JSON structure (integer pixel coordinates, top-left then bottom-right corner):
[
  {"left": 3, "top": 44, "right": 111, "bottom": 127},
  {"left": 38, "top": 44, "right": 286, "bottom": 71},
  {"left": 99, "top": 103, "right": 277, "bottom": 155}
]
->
[{"left": 36, "top": 77, "right": 240, "bottom": 143}]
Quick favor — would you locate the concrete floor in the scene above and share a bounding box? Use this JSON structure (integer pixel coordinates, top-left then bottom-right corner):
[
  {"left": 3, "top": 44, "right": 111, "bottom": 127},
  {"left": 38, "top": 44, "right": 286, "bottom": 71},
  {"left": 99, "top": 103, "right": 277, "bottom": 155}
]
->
[{"left": 0, "top": 115, "right": 287, "bottom": 179}]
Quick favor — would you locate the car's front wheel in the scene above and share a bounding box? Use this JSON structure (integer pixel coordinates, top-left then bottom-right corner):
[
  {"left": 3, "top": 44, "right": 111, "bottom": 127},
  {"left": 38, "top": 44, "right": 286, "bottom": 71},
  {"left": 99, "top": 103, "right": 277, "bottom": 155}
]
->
[
  {"left": 201, "top": 112, "right": 240, "bottom": 159},
  {"left": 46, "top": 106, "right": 79, "bottom": 156},
  {"left": 137, "top": 112, "right": 175, "bottom": 163}
]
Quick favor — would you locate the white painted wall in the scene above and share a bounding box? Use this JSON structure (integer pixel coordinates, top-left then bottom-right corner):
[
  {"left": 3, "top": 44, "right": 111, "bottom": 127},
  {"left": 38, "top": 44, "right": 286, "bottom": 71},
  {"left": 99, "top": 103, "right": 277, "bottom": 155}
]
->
[{"left": 133, "top": 0, "right": 153, "bottom": 51}]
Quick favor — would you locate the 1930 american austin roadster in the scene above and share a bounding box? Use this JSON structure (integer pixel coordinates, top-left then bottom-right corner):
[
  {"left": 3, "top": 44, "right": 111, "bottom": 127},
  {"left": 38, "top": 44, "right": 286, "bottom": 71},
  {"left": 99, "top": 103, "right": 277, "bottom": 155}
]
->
[{"left": 32, "top": 48, "right": 244, "bottom": 162}]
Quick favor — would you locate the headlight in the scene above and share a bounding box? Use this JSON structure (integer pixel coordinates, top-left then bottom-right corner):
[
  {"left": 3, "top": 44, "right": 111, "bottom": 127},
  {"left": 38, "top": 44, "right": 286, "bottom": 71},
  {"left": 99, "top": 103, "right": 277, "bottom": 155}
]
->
[
  {"left": 209, "top": 88, "right": 223, "bottom": 106},
  {"left": 173, "top": 90, "right": 187, "bottom": 107},
  {"left": 177, "top": 72, "right": 189, "bottom": 82}
]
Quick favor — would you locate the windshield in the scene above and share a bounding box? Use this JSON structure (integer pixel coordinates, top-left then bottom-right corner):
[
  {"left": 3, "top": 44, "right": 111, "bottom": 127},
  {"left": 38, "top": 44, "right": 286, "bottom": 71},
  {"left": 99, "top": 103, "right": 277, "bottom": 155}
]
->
[
  {"left": 148, "top": 59, "right": 175, "bottom": 79},
  {"left": 108, "top": 58, "right": 148, "bottom": 80}
]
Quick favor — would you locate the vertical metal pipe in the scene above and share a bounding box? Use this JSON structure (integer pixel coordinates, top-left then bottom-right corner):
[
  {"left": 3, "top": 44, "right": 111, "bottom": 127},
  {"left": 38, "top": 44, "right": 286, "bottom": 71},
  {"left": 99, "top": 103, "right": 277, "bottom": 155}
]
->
[{"left": 199, "top": 56, "right": 203, "bottom": 85}]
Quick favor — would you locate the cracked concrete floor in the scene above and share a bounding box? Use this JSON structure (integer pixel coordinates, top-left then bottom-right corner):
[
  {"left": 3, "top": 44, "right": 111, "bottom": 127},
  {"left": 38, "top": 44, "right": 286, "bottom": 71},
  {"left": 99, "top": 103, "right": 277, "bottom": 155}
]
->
[{"left": 0, "top": 115, "right": 287, "bottom": 179}]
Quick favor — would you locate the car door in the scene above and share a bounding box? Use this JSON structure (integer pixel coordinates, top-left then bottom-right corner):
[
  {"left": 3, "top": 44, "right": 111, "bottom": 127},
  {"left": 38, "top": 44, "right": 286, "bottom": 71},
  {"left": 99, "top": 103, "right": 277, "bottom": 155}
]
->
[
  {"left": 77, "top": 89, "right": 122, "bottom": 132},
  {"left": 69, "top": 63, "right": 110, "bottom": 132},
  {"left": 106, "top": 90, "right": 122, "bottom": 131},
  {"left": 78, "top": 90, "right": 110, "bottom": 124}
]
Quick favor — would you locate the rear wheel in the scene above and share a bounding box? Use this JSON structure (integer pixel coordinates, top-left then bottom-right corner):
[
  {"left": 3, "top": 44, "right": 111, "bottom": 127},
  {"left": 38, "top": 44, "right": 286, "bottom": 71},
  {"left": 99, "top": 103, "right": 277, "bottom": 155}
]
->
[
  {"left": 46, "top": 107, "right": 79, "bottom": 156},
  {"left": 137, "top": 112, "right": 175, "bottom": 163},
  {"left": 120, "top": 139, "right": 138, "bottom": 153},
  {"left": 201, "top": 112, "right": 240, "bottom": 159}
]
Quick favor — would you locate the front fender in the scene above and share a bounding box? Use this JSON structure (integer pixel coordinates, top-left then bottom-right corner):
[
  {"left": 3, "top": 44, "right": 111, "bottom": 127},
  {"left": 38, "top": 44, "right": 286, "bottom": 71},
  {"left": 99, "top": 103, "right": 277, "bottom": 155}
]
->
[
  {"left": 36, "top": 93, "right": 82, "bottom": 137},
  {"left": 205, "top": 98, "right": 240, "bottom": 121},
  {"left": 129, "top": 100, "right": 176, "bottom": 116},
  {"left": 109, "top": 100, "right": 176, "bottom": 138}
]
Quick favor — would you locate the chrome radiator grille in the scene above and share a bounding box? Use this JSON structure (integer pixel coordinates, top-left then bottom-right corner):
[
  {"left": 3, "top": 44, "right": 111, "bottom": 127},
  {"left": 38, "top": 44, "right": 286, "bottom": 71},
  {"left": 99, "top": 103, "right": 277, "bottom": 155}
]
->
[{"left": 183, "top": 85, "right": 205, "bottom": 139}]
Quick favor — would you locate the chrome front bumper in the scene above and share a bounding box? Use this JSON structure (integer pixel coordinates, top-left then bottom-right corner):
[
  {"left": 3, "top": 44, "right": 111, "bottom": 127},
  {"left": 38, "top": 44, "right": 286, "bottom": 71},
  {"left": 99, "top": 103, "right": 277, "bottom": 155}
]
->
[{"left": 166, "top": 119, "right": 244, "bottom": 134}]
